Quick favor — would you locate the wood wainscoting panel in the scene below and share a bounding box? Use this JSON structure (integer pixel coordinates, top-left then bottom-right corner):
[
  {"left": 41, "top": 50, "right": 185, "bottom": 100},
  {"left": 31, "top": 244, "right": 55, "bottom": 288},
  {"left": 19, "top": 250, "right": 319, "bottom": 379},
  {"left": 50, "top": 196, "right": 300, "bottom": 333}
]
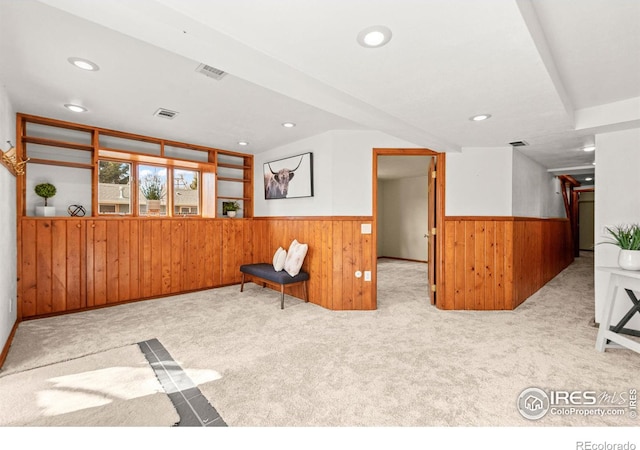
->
[
  {"left": 443, "top": 218, "right": 513, "bottom": 310},
  {"left": 512, "top": 219, "right": 543, "bottom": 309},
  {"left": 251, "top": 217, "right": 375, "bottom": 311},
  {"left": 19, "top": 219, "right": 86, "bottom": 317},
  {"left": 442, "top": 217, "right": 572, "bottom": 310},
  {"left": 18, "top": 218, "right": 255, "bottom": 319}
]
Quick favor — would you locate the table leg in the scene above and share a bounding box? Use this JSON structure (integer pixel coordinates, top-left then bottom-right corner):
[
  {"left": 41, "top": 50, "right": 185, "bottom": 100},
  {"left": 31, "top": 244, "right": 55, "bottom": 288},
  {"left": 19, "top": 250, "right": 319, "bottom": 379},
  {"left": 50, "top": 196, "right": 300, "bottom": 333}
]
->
[
  {"left": 609, "top": 289, "right": 640, "bottom": 336},
  {"left": 596, "top": 276, "right": 619, "bottom": 352}
]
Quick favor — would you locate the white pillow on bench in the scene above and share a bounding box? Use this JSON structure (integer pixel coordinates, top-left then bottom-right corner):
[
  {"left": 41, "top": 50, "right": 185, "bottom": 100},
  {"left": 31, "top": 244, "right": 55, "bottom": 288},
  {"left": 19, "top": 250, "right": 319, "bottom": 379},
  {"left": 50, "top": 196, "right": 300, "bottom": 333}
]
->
[
  {"left": 284, "top": 239, "right": 308, "bottom": 277},
  {"left": 273, "top": 246, "right": 287, "bottom": 272}
]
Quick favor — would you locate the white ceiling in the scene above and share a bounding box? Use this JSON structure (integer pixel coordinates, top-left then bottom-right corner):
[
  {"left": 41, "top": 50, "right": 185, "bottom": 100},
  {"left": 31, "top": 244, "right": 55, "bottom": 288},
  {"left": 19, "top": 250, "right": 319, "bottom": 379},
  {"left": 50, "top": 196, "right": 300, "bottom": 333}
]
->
[{"left": 1, "top": 0, "right": 639, "bottom": 185}]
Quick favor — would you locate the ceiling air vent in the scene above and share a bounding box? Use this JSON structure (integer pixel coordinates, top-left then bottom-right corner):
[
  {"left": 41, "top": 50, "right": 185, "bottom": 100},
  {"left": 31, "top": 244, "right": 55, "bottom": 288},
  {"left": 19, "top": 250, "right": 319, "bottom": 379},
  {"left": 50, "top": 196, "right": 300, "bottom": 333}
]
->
[
  {"left": 195, "top": 63, "right": 227, "bottom": 80},
  {"left": 509, "top": 140, "right": 529, "bottom": 147},
  {"left": 153, "top": 108, "right": 179, "bottom": 119}
]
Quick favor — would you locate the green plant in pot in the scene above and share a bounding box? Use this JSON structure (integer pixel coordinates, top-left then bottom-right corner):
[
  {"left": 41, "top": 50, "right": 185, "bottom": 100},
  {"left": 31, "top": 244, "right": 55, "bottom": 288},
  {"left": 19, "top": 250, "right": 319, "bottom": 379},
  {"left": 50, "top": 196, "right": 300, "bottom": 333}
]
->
[
  {"left": 34, "top": 182, "right": 57, "bottom": 216},
  {"left": 602, "top": 224, "right": 640, "bottom": 270},
  {"left": 223, "top": 201, "right": 241, "bottom": 218},
  {"left": 140, "top": 174, "right": 165, "bottom": 215}
]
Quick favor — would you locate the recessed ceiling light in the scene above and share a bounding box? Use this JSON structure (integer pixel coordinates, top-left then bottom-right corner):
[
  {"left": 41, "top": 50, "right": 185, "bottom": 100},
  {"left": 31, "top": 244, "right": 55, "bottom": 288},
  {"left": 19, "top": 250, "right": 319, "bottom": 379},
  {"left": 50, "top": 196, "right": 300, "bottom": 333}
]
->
[
  {"left": 592, "top": 162, "right": 596, "bottom": 165},
  {"left": 238, "top": 141, "right": 249, "bottom": 146},
  {"left": 68, "top": 57, "right": 99, "bottom": 71},
  {"left": 357, "top": 25, "right": 392, "bottom": 48},
  {"left": 470, "top": 114, "right": 492, "bottom": 121},
  {"left": 585, "top": 177, "right": 593, "bottom": 181},
  {"left": 583, "top": 145, "right": 596, "bottom": 152},
  {"left": 282, "top": 122, "right": 296, "bottom": 128},
  {"left": 64, "top": 104, "right": 87, "bottom": 113}
]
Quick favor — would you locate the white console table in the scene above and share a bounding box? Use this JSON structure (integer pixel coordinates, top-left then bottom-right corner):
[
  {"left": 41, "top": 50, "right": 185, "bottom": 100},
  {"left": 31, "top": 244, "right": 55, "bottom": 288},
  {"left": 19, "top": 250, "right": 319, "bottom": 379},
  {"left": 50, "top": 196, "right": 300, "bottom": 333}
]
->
[{"left": 595, "top": 266, "right": 640, "bottom": 355}]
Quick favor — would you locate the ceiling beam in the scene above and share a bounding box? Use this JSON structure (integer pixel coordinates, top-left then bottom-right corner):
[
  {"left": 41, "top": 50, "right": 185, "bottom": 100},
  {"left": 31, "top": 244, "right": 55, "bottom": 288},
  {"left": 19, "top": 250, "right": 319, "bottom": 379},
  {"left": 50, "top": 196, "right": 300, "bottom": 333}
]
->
[
  {"left": 39, "top": 0, "right": 461, "bottom": 153},
  {"left": 516, "top": 0, "right": 575, "bottom": 127}
]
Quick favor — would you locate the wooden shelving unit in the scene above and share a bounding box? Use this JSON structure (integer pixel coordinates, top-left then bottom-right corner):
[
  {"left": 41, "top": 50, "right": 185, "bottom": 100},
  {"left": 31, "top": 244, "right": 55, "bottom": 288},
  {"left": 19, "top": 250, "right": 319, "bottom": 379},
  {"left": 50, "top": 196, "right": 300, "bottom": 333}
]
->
[
  {"left": 16, "top": 113, "right": 254, "bottom": 218},
  {"left": 216, "top": 150, "right": 253, "bottom": 218}
]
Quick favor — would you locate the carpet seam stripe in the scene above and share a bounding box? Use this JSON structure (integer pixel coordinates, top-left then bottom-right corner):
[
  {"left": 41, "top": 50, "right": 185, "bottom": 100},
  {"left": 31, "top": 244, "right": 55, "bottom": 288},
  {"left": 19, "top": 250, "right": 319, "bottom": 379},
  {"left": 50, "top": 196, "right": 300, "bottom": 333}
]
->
[{"left": 138, "top": 338, "right": 227, "bottom": 427}]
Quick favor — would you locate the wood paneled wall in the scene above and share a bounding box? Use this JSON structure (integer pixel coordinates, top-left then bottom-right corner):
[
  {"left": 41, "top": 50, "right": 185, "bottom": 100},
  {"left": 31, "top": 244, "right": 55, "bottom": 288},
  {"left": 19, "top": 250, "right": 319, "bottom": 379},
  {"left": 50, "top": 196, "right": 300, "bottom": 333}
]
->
[
  {"left": 251, "top": 217, "right": 375, "bottom": 310},
  {"left": 18, "top": 216, "right": 375, "bottom": 318},
  {"left": 18, "top": 218, "right": 253, "bottom": 318},
  {"left": 441, "top": 217, "right": 573, "bottom": 310},
  {"left": 18, "top": 215, "right": 571, "bottom": 317}
]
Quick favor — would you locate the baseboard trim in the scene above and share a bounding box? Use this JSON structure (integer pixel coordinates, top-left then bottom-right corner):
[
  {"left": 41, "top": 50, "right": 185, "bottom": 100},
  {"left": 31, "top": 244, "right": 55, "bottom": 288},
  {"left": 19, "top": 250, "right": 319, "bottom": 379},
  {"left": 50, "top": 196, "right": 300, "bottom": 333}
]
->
[
  {"left": 378, "top": 256, "right": 427, "bottom": 264},
  {"left": 0, "top": 318, "right": 20, "bottom": 370}
]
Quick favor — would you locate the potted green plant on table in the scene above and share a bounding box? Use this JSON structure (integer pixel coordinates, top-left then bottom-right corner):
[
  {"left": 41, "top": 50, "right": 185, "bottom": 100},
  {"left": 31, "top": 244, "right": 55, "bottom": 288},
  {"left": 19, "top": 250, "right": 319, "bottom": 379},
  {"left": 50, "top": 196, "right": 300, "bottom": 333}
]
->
[
  {"left": 223, "top": 201, "right": 241, "bottom": 218},
  {"left": 34, "top": 182, "right": 57, "bottom": 216},
  {"left": 602, "top": 224, "right": 640, "bottom": 270},
  {"left": 140, "top": 173, "right": 165, "bottom": 215}
]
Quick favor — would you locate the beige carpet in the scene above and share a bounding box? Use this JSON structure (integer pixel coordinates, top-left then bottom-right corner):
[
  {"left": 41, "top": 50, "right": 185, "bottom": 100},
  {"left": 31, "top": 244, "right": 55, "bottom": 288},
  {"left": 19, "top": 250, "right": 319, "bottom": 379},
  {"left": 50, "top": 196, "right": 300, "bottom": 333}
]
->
[
  {"left": 1, "top": 252, "right": 638, "bottom": 427},
  {"left": 0, "top": 345, "right": 179, "bottom": 426}
]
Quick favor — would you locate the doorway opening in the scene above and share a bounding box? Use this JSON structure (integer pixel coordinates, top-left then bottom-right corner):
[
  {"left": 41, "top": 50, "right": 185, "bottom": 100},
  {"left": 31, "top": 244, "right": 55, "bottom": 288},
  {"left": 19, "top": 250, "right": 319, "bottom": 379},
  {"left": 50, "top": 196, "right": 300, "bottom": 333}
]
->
[
  {"left": 372, "top": 148, "right": 445, "bottom": 308},
  {"left": 578, "top": 189, "right": 595, "bottom": 252}
]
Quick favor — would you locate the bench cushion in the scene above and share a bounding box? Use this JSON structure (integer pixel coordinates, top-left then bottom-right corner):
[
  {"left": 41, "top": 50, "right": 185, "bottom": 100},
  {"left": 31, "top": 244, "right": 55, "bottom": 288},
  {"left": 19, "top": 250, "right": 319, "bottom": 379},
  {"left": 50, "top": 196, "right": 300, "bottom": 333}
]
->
[{"left": 240, "top": 263, "right": 309, "bottom": 284}]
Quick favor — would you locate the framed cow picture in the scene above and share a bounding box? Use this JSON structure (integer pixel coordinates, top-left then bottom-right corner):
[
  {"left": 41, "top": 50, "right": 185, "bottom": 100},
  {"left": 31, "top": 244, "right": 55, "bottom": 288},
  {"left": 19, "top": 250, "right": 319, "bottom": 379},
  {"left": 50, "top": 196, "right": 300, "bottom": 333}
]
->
[{"left": 263, "top": 152, "right": 314, "bottom": 199}]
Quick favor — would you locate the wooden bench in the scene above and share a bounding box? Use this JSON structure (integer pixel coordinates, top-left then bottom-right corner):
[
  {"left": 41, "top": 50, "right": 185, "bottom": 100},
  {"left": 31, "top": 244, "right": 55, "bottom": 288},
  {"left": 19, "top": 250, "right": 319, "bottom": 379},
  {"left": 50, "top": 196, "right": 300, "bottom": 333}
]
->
[{"left": 240, "top": 263, "right": 309, "bottom": 309}]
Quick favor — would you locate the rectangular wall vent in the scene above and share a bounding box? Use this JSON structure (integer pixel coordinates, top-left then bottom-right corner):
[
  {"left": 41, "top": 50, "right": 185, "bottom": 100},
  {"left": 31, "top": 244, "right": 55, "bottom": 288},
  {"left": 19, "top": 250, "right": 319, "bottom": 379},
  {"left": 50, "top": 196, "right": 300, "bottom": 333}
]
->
[
  {"left": 153, "top": 108, "right": 179, "bottom": 119},
  {"left": 195, "top": 63, "right": 227, "bottom": 80},
  {"left": 509, "top": 140, "right": 529, "bottom": 147}
]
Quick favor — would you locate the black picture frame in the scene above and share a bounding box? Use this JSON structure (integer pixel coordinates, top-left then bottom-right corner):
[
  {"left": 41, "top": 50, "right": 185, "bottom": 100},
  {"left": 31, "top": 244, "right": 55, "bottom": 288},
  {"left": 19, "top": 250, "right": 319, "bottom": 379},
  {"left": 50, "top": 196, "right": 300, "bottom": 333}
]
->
[{"left": 263, "top": 152, "right": 313, "bottom": 199}]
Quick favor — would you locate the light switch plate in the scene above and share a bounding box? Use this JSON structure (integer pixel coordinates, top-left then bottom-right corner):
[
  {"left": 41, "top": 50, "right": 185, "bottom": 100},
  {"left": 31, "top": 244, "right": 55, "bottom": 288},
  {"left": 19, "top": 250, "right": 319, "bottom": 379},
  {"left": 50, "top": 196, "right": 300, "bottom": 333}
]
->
[{"left": 361, "top": 223, "right": 372, "bottom": 234}]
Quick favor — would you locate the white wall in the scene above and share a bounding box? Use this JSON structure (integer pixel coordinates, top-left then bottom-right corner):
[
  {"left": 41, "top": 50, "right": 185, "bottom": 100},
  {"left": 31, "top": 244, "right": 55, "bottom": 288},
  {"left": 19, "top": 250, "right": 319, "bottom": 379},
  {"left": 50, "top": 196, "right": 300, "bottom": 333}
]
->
[
  {"left": 0, "top": 83, "right": 17, "bottom": 352},
  {"left": 25, "top": 165, "right": 93, "bottom": 216},
  {"left": 594, "top": 127, "right": 640, "bottom": 330},
  {"left": 445, "top": 147, "right": 513, "bottom": 216},
  {"left": 257, "top": 136, "right": 565, "bottom": 221},
  {"left": 379, "top": 175, "right": 428, "bottom": 261},
  {"left": 377, "top": 180, "right": 384, "bottom": 255},
  {"left": 512, "top": 149, "right": 565, "bottom": 218},
  {"left": 254, "top": 132, "right": 333, "bottom": 217},
  {"left": 254, "top": 130, "right": 422, "bottom": 217}
]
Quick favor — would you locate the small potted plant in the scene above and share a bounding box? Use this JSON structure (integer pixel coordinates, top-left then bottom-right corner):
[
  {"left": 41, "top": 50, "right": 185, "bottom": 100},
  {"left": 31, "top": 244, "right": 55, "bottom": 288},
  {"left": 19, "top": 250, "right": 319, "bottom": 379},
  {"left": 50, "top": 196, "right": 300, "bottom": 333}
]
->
[
  {"left": 140, "top": 174, "right": 165, "bottom": 215},
  {"left": 34, "top": 182, "right": 57, "bottom": 216},
  {"left": 223, "top": 201, "right": 241, "bottom": 218},
  {"left": 602, "top": 224, "right": 640, "bottom": 270}
]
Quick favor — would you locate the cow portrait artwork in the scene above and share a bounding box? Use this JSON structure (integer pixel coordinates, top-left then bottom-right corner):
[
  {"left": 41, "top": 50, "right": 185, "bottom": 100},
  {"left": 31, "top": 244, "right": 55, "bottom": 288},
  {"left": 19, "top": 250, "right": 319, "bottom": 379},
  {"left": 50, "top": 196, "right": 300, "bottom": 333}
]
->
[{"left": 263, "top": 152, "right": 314, "bottom": 200}]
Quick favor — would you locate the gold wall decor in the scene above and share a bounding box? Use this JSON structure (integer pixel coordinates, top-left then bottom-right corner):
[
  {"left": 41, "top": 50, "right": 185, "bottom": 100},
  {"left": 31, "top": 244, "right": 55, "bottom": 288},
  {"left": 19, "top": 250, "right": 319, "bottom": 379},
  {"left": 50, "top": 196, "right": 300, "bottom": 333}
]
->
[{"left": 1, "top": 141, "right": 29, "bottom": 175}]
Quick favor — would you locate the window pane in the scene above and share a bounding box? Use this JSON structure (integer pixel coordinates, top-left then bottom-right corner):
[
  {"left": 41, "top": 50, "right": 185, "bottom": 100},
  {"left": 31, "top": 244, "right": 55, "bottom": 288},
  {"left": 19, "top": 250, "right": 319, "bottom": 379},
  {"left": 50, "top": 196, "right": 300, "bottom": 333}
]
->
[
  {"left": 174, "top": 169, "right": 199, "bottom": 216},
  {"left": 98, "top": 161, "right": 131, "bottom": 215},
  {"left": 139, "top": 165, "right": 167, "bottom": 216}
]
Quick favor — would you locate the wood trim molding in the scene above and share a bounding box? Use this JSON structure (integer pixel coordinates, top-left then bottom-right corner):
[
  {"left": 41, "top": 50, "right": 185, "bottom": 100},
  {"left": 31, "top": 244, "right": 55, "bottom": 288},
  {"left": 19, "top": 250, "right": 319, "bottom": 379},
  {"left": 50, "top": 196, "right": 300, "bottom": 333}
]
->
[
  {"left": 372, "top": 148, "right": 440, "bottom": 156},
  {"left": 18, "top": 113, "right": 244, "bottom": 156},
  {"left": 0, "top": 319, "right": 19, "bottom": 369},
  {"left": 253, "top": 216, "right": 374, "bottom": 221},
  {"left": 445, "top": 216, "right": 569, "bottom": 222}
]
